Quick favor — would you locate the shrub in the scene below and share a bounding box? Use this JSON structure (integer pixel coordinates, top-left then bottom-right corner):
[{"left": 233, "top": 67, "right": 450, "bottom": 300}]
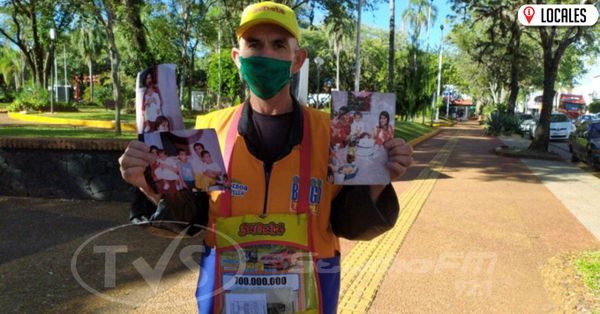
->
[
  {"left": 483, "top": 110, "right": 524, "bottom": 136},
  {"left": 589, "top": 100, "right": 600, "bottom": 114},
  {"left": 484, "top": 111, "right": 503, "bottom": 135}
]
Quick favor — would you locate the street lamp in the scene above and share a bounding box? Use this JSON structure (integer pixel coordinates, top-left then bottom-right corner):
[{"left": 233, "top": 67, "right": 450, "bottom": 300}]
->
[
  {"left": 49, "top": 28, "right": 56, "bottom": 114},
  {"left": 315, "top": 56, "right": 324, "bottom": 108}
]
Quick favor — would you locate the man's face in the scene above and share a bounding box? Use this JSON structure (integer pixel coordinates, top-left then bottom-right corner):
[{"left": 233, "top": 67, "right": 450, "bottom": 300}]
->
[
  {"left": 194, "top": 145, "right": 204, "bottom": 157},
  {"left": 232, "top": 24, "right": 307, "bottom": 75}
]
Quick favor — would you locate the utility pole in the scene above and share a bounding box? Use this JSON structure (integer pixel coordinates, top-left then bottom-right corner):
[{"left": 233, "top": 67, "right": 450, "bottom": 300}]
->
[
  {"left": 388, "top": 0, "right": 395, "bottom": 93},
  {"left": 50, "top": 29, "right": 56, "bottom": 113},
  {"left": 64, "top": 45, "right": 68, "bottom": 103},
  {"left": 217, "top": 29, "right": 221, "bottom": 109},
  {"left": 434, "top": 24, "right": 444, "bottom": 124},
  {"left": 423, "top": 0, "right": 432, "bottom": 124},
  {"left": 354, "top": 0, "right": 362, "bottom": 92}
]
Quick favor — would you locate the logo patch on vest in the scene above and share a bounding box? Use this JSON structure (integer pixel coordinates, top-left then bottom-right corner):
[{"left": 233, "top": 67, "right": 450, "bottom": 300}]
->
[
  {"left": 290, "top": 175, "right": 323, "bottom": 214},
  {"left": 238, "top": 222, "right": 286, "bottom": 237},
  {"left": 231, "top": 180, "right": 249, "bottom": 197}
]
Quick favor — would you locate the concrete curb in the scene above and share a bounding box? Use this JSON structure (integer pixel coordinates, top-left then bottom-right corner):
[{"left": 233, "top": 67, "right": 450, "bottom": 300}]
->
[
  {"left": 407, "top": 129, "right": 442, "bottom": 147},
  {"left": 8, "top": 112, "right": 137, "bottom": 132},
  {"left": 494, "top": 146, "right": 564, "bottom": 161}
]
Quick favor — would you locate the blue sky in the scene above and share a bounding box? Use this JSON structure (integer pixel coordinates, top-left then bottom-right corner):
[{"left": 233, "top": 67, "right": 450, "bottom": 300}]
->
[{"left": 316, "top": 1, "right": 599, "bottom": 87}]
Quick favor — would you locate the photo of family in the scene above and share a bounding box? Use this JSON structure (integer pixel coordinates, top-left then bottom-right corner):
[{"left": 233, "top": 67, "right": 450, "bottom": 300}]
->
[
  {"left": 329, "top": 91, "right": 396, "bottom": 185},
  {"left": 141, "top": 129, "right": 228, "bottom": 193},
  {"left": 136, "top": 64, "right": 185, "bottom": 134}
]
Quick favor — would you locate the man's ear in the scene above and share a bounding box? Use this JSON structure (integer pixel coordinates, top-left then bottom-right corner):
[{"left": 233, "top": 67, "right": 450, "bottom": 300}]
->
[
  {"left": 231, "top": 47, "right": 242, "bottom": 70},
  {"left": 291, "top": 48, "right": 307, "bottom": 74}
]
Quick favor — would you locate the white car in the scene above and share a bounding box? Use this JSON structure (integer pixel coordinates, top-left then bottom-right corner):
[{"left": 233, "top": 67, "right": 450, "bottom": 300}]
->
[
  {"left": 519, "top": 114, "right": 535, "bottom": 134},
  {"left": 529, "top": 113, "right": 576, "bottom": 140}
]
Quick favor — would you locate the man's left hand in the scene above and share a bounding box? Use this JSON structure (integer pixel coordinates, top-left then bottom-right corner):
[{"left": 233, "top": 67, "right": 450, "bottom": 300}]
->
[
  {"left": 384, "top": 138, "right": 414, "bottom": 181},
  {"left": 369, "top": 138, "right": 414, "bottom": 202}
]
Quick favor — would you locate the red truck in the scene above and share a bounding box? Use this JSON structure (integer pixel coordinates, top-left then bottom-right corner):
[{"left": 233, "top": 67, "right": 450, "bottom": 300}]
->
[{"left": 558, "top": 94, "right": 587, "bottom": 122}]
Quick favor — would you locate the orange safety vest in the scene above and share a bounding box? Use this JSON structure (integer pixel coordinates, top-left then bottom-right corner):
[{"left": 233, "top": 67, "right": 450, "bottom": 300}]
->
[{"left": 195, "top": 104, "right": 343, "bottom": 259}]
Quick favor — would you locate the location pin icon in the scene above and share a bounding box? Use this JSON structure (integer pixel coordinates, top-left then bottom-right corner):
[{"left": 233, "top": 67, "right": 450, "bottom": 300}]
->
[{"left": 524, "top": 6, "right": 535, "bottom": 24}]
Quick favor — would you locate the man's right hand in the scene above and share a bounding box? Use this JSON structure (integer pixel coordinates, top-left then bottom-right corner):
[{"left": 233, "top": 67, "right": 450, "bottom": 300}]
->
[{"left": 119, "top": 140, "right": 161, "bottom": 204}]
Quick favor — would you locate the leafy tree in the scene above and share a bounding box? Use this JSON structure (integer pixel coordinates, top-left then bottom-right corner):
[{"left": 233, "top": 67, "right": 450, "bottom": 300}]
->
[
  {"left": 0, "top": 44, "right": 22, "bottom": 90},
  {"left": 527, "top": 0, "right": 599, "bottom": 152},
  {"left": 208, "top": 48, "right": 240, "bottom": 104},
  {"left": 588, "top": 100, "right": 600, "bottom": 114},
  {"left": 0, "top": 0, "right": 77, "bottom": 88},
  {"left": 85, "top": 0, "right": 125, "bottom": 135},
  {"left": 72, "top": 19, "right": 105, "bottom": 101}
]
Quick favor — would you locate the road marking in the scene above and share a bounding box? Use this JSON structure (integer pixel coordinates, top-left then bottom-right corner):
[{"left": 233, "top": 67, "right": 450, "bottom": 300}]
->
[{"left": 337, "top": 132, "right": 462, "bottom": 314}]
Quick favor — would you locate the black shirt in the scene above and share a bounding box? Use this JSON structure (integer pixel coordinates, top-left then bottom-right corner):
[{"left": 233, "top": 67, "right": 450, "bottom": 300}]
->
[{"left": 250, "top": 109, "right": 293, "bottom": 170}]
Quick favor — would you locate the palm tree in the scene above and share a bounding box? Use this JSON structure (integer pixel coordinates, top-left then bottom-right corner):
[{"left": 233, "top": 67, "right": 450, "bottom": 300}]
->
[
  {"left": 402, "top": 0, "right": 437, "bottom": 119},
  {"left": 323, "top": 8, "right": 355, "bottom": 91},
  {"left": 0, "top": 44, "right": 22, "bottom": 90},
  {"left": 402, "top": 0, "right": 437, "bottom": 68},
  {"left": 74, "top": 20, "right": 104, "bottom": 101}
]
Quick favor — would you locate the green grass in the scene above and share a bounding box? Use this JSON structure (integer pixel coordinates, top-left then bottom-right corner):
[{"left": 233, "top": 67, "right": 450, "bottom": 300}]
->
[
  {"left": 30, "top": 106, "right": 137, "bottom": 122},
  {"left": 395, "top": 121, "right": 438, "bottom": 143},
  {"left": 0, "top": 126, "right": 137, "bottom": 139},
  {"left": 574, "top": 251, "right": 600, "bottom": 295},
  {"left": 3, "top": 109, "right": 439, "bottom": 142},
  {"left": 28, "top": 105, "right": 197, "bottom": 128}
]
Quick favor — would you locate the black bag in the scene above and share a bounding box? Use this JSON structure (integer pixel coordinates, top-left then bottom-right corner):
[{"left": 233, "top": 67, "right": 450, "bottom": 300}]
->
[{"left": 129, "top": 188, "right": 208, "bottom": 239}]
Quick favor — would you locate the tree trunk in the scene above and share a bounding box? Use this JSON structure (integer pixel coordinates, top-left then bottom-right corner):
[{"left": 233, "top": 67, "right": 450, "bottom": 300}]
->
[
  {"left": 122, "top": 0, "right": 152, "bottom": 69},
  {"left": 528, "top": 58, "right": 558, "bottom": 152},
  {"left": 507, "top": 62, "right": 519, "bottom": 115},
  {"left": 88, "top": 59, "right": 94, "bottom": 101},
  {"left": 102, "top": 0, "right": 123, "bottom": 135}
]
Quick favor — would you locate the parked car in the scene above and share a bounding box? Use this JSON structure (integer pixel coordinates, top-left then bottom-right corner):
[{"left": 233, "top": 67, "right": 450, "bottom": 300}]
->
[
  {"left": 529, "top": 113, "right": 576, "bottom": 140},
  {"left": 260, "top": 248, "right": 297, "bottom": 270},
  {"left": 569, "top": 120, "right": 600, "bottom": 171},
  {"left": 576, "top": 114, "right": 596, "bottom": 125},
  {"left": 595, "top": 113, "right": 600, "bottom": 119},
  {"left": 519, "top": 113, "right": 535, "bottom": 134}
]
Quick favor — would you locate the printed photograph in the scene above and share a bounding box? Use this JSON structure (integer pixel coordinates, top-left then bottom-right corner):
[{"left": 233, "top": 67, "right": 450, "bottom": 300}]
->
[
  {"left": 141, "top": 129, "right": 227, "bottom": 193},
  {"left": 136, "top": 64, "right": 185, "bottom": 134},
  {"left": 329, "top": 91, "right": 396, "bottom": 185}
]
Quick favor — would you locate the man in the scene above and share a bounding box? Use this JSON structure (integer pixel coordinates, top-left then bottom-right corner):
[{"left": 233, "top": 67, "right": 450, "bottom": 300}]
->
[{"left": 119, "top": 2, "right": 413, "bottom": 313}]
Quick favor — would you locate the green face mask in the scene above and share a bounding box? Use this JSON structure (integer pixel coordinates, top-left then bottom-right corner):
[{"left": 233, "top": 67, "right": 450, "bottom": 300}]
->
[{"left": 240, "top": 56, "right": 292, "bottom": 100}]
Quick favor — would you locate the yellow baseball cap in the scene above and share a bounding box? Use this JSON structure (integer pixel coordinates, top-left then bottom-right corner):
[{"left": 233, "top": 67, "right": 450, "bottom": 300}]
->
[{"left": 236, "top": 1, "right": 301, "bottom": 44}]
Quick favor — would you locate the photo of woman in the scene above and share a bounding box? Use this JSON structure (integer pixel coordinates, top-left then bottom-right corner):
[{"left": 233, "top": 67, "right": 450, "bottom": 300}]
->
[
  {"left": 141, "top": 69, "right": 163, "bottom": 133},
  {"left": 373, "top": 111, "right": 394, "bottom": 146},
  {"left": 136, "top": 64, "right": 185, "bottom": 134}
]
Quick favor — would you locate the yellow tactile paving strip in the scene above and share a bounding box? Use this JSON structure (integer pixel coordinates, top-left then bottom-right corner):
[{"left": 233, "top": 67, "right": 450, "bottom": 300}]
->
[
  {"left": 8, "top": 112, "right": 137, "bottom": 132},
  {"left": 338, "top": 132, "right": 462, "bottom": 314}
]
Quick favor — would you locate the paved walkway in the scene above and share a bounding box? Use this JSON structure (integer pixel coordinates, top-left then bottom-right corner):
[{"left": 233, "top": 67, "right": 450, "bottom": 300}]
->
[
  {"left": 339, "top": 121, "right": 600, "bottom": 313},
  {"left": 500, "top": 135, "right": 600, "bottom": 241}
]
